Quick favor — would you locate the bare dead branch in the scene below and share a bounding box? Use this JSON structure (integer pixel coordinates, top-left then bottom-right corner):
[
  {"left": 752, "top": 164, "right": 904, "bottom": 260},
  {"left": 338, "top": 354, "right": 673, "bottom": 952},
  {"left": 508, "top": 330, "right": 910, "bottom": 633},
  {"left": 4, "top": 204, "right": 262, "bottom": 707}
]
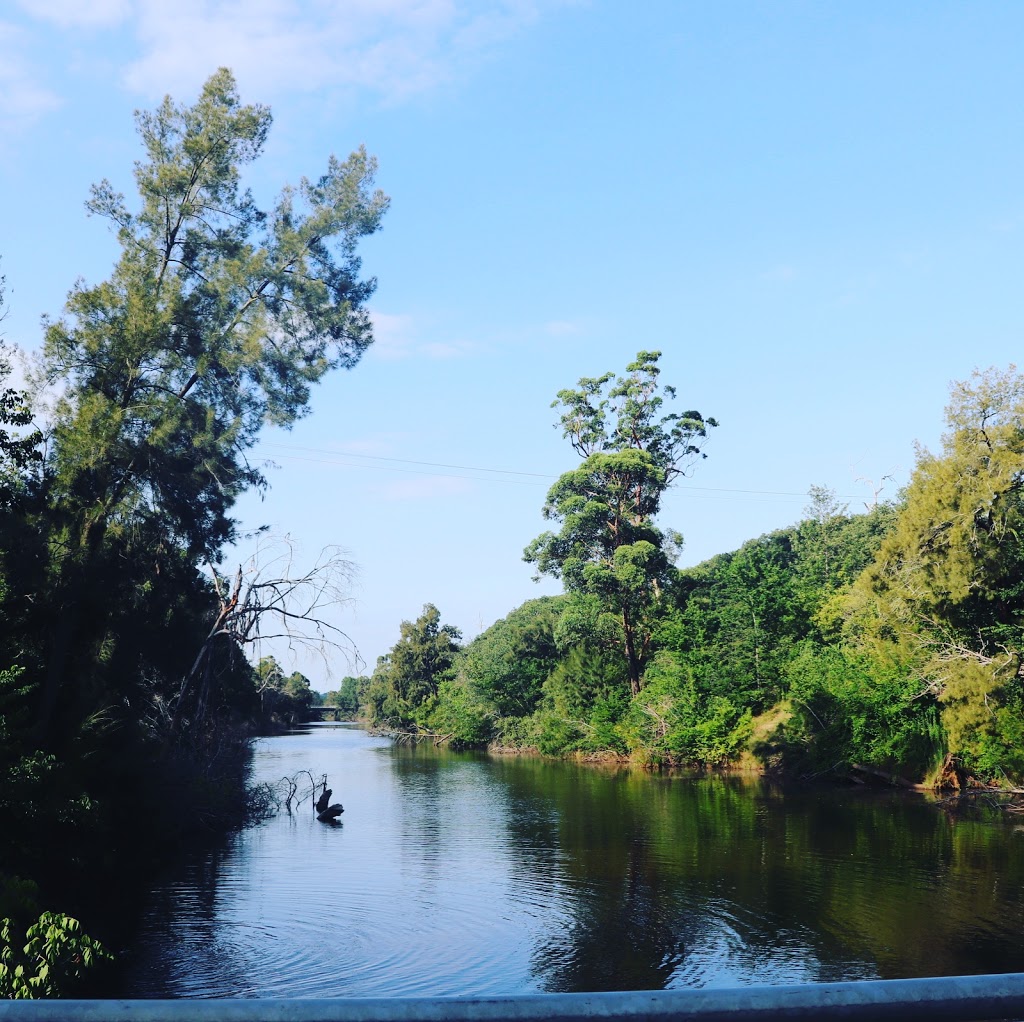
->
[{"left": 171, "top": 536, "right": 361, "bottom": 731}]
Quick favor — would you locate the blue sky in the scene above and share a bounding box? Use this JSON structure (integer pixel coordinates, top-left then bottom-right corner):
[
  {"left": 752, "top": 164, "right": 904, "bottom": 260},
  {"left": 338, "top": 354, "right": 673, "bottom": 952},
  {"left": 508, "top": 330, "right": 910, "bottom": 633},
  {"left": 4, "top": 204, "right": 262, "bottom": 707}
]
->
[{"left": 3, "top": 2, "right": 1023, "bottom": 684}]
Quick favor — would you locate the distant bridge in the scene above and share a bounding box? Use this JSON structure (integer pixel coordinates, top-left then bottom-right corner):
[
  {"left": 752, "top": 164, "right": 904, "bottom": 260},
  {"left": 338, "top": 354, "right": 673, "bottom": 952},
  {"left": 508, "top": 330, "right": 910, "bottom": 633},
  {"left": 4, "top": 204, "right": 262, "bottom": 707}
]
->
[{"left": 309, "top": 705, "right": 356, "bottom": 719}]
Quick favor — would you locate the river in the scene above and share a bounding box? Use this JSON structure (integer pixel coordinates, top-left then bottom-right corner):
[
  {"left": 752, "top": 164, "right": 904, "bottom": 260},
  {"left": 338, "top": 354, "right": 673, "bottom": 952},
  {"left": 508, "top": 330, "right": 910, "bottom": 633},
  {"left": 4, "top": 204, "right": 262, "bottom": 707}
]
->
[{"left": 118, "top": 723, "right": 1024, "bottom": 997}]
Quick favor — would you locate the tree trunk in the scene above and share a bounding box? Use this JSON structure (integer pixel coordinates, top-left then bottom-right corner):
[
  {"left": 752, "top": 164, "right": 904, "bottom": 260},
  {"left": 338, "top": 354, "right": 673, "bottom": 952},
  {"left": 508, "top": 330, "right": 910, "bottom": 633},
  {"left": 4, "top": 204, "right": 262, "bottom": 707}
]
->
[
  {"left": 36, "top": 602, "right": 77, "bottom": 746},
  {"left": 622, "top": 607, "right": 642, "bottom": 697}
]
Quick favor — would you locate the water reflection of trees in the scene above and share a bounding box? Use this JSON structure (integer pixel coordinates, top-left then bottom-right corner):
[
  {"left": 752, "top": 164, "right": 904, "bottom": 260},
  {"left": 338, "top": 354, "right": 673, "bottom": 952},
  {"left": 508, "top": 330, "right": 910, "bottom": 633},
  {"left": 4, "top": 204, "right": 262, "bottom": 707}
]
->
[
  {"left": 388, "top": 744, "right": 511, "bottom": 883},
  {"left": 118, "top": 840, "right": 257, "bottom": 996},
  {"left": 491, "top": 760, "right": 1024, "bottom": 991},
  {"left": 493, "top": 762, "right": 689, "bottom": 991},
  {"left": 124, "top": 740, "right": 1024, "bottom": 996}
]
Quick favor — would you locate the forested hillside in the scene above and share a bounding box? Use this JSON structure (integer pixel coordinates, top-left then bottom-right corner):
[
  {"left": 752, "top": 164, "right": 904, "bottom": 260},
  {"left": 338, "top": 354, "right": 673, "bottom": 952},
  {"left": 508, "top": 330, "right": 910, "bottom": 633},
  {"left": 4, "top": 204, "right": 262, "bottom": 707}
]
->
[{"left": 364, "top": 359, "right": 1024, "bottom": 790}]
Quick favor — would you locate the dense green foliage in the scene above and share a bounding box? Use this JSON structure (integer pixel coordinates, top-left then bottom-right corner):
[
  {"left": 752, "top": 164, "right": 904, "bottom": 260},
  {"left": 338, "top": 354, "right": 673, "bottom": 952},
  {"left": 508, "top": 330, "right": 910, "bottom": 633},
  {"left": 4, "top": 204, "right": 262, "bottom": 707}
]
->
[
  {"left": 255, "top": 657, "right": 318, "bottom": 727},
  {"left": 365, "top": 604, "right": 463, "bottom": 730},
  {"left": 364, "top": 362, "right": 1024, "bottom": 791},
  {"left": 6, "top": 67, "right": 1024, "bottom": 1000},
  {"left": 524, "top": 352, "right": 716, "bottom": 694},
  {"left": 322, "top": 676, "right": 369, "bottom": 718},
  {"left": 0, "top": 913, "right": 112, "bottom": 999},
  {"left": 841, "top": 366, "right": 1024, "bottom": 778},
  {"left": 0, "top": 71, "right": 386, "bottom": 996}
]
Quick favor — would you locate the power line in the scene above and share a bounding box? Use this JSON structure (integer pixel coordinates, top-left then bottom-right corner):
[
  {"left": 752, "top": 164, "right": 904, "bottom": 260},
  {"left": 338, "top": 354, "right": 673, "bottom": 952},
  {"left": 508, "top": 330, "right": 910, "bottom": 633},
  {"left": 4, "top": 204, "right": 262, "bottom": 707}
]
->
[
  {"left": 257, "top": 441, "right": 551, "bottom": 478},
  {"left": 256, "top": 450, "right": 545, "bottom": 487},
  {"left": 253, "top": 439, "right": 874, "bottom": 501}
]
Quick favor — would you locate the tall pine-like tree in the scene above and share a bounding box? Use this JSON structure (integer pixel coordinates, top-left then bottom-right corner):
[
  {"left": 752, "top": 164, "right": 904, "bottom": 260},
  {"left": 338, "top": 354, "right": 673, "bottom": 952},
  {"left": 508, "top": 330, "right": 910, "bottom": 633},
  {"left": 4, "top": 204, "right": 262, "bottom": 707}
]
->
[
  {"left": 34, "top": 69, "right": 388, "bottom": 742},
  {"left": 524, "top": 352, "right": 716, "bottom": 694}
]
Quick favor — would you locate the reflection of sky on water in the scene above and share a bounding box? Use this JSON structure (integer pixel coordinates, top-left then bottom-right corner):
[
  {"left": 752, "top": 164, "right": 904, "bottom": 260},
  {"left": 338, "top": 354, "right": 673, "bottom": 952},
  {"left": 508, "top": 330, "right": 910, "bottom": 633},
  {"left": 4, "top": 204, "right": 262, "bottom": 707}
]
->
[{"left": 120, "top": 726, "right": 1024, "bottom": 997}]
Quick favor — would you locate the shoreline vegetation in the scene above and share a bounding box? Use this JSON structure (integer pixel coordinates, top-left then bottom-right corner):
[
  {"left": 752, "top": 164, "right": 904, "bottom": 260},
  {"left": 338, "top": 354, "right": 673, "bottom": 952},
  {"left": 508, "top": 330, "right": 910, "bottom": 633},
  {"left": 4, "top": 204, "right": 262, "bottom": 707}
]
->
[
  {"left": 1, "top": 71, "right": 387, "bottom": 997},
  {"left": 353, "top": 357, "right": 1024, "bottom": 808},
  {"left": 364, "top": 724, "right": 1024, "bottom": 817},
  {"left": 3, "top": 68, "right": 1024, "bottom": 997}
]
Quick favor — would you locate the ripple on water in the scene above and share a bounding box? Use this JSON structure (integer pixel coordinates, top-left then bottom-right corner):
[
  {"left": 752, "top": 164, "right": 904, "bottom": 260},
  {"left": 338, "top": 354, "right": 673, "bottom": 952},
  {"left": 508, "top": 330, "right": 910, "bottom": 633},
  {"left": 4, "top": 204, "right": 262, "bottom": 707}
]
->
[{"left": 121, "top": 731, "right": 1024, "bottom": 996}]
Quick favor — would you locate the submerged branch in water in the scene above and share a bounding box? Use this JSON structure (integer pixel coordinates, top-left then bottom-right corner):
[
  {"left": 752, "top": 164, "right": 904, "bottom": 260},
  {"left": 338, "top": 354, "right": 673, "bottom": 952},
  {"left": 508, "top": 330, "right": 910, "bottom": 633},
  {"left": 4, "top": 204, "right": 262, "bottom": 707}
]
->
[
  {"left": 248, "top": 770, "right": 330, "bottom": 818},
  {"left": 390, "top": 728, "right": 455, "bottom": 747}
]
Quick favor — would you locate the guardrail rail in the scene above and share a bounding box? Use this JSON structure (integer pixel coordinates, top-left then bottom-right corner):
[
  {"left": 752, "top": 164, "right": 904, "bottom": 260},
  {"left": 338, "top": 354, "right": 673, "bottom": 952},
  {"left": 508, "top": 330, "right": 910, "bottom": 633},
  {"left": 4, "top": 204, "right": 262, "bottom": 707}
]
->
[{"left": 3, "top": 973, "right": 1024, "bottom": 1022}]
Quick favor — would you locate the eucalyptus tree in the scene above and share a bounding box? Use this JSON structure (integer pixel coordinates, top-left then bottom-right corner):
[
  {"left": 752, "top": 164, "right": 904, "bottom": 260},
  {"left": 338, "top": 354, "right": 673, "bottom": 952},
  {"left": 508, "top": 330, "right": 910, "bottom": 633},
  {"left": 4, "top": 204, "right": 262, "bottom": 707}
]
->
[
  {"left": 35, "top": 69, "right": 388, "bottom": 739},
  {"left": 524, "top": 352, "right": 716, "bottom": 695}
]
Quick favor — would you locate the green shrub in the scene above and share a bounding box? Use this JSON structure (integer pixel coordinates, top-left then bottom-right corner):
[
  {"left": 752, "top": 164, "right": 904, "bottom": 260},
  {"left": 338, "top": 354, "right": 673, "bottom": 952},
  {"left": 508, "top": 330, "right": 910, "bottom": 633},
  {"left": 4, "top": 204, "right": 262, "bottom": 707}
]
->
[
  {"left": 532, "top": 710, "right": 585, "bottom": 756},
  {"left": 623, "top": 655, "right": 752, "bottom": 765},
  {"left": 784, "top": 644, "right": 943, "bottom": 778},
  {"left": 0, "top": 912, "right": 112, "bottom": 998},
  {"left": 425, "top": 676, "right": 492, "bottom": 748}
]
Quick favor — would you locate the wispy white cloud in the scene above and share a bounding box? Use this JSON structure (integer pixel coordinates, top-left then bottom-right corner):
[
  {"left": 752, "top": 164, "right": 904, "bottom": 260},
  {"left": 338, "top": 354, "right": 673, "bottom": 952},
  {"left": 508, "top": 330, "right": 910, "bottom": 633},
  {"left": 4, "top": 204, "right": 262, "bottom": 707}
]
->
[
  {"left": 15, "top": 0, "right": 131, "bottom": 29},
  {"left": 368, "top": 311, "right": 418, "bottom": 361},
  {"left": 375, "top": 475, "right": 475, "bottom": 501},
  {"left": 368, "top": 309, "right": 478, "bottom": 361},
  {"left": 543, "top": 318, "right": 584, "bottom": 337},
  {"left": 420, "top": 341, "right": 473, "bottom": 359},
  {"left": 8, "top": 1, "right": 568, "bottom": 139},
  {"left": 0, "top": 22, "right": 61, "bottom": 134},
  {"left": 333, "top": 433, "right": 414, "bottom": 457},
  {"left": 45, "top": 0, "right": 567, "bottom": 102},
  {"left": 760, "top": 264, "right": 798, "bottom": 283},
  {"left": 894, "top": 248, "right": 932, "bottom": 270}
]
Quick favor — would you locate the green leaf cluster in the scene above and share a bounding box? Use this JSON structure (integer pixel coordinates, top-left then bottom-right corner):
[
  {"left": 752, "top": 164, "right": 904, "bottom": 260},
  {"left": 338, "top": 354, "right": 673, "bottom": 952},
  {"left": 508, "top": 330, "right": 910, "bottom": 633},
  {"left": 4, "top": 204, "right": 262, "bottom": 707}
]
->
[
  {"left": 525, "top": 352, "right": 716, "bottom": 694},
  {"left": 841, "top": 366, "right": 1024, "bottom": 777},
  {"left": 460, "top": 596, "right": 566, "bottom": 718},
  {"left": 365, "top": 604, "right": 462, "bottom": 728},
  {"left": 255, "top": 656, "right": 317, "bottom": 726},
  {"left": 0, "top": 912, "right": 111, "bottom": 999},
  {"left": 622, "top": 655, "right": 753, "bottom": 767}
]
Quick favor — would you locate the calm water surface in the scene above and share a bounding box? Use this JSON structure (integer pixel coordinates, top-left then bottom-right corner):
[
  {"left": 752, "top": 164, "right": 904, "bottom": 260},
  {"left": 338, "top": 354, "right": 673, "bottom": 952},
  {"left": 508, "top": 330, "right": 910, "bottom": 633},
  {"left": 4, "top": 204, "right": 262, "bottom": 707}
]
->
[{"left": 120, "top": 724, "right": 1024, "bottom": 997}]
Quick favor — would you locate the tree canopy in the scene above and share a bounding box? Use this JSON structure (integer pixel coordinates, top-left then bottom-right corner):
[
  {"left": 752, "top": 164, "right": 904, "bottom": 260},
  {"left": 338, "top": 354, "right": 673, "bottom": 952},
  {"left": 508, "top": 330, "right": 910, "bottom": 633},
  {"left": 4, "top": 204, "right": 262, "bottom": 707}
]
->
[
  {"left": 366, "top": 604, "right": 462, "bottom": 726},
  {"left": 43, "top": 67, "right": 388, "bottom": 563},
  {"left": 842, "top": 366, "right": 1024, "bottom": 773},
  {"left": 524, "top": 351, "right": 716, "bottom": 694},
  {"left": 29, "top": 69, "right": 387, "bottom": 744}
]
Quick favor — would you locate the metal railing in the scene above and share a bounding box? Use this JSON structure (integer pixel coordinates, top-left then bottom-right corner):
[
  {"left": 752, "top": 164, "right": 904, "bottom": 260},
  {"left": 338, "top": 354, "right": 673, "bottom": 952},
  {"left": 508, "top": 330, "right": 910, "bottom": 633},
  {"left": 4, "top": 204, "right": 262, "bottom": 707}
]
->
[{"left": 3, "top": 974, "right": 1024, "bottom": 1022}]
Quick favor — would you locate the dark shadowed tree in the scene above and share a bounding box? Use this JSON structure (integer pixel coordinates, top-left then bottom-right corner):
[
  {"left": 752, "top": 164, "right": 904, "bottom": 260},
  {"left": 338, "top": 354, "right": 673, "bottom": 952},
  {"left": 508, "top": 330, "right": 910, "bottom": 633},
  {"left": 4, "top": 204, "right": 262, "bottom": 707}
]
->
[{"left": 33, "top": 69, "right": 387, "bottom": 741}]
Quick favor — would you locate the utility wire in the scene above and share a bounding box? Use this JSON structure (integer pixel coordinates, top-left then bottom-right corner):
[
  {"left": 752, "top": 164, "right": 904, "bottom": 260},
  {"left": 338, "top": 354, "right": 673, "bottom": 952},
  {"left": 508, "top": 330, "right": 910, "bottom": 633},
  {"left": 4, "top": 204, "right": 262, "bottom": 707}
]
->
[
  {"left": 257, "top": 450, "right": 545, "bottom": 487},
  {"left": 253, "top": 439, "right": 872, "bottom": 501},
  {"left": 258, "top": 441, "right": 552, "bottom": 478}
]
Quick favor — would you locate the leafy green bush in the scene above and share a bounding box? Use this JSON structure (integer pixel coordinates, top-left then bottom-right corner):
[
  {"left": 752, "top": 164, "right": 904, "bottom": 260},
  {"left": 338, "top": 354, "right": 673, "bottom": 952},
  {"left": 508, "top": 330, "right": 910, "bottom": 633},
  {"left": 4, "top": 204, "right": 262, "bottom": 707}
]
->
[
  {"left": 0, "top": 912, "right": 111, "bottom": 998},
  {"left": 460, "top": 597, "right": 565, "bottom": 718},
  {"left": 622, "top": 655, "right": 752, "bottom": 765},
  {"left": 531, "top": 710, "right": 585, "bottom": 756},
  {"left": 942, "top": 670, "right": 1024, "bottom": 781},
  {"left": 543, "top": 644, "right": 628, "bottom": 721},
  {"left": 491, "top": 715, "right": 537, "bottom": 749},
  {"left": 578, "top": 690, "right": 630, "bottom": 755},
  {"left": 425, "top": 676, "right": 492, "bottom": 748},
  {"left": 784, "top": 644, "right": 943, "bottom": 778}
]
